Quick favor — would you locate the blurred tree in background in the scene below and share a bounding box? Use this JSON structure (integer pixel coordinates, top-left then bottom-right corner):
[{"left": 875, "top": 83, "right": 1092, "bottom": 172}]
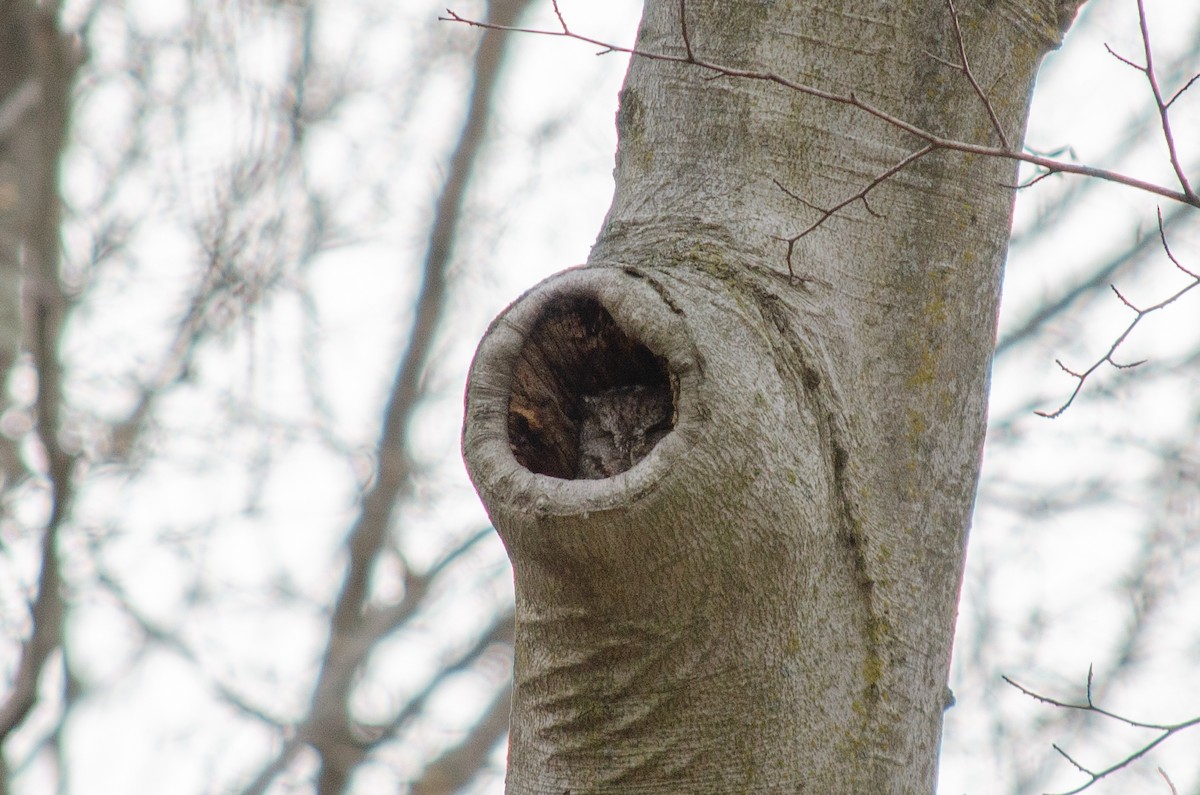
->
[{"left": 0, "top": 0, "right": 1196, "bottom": 793}]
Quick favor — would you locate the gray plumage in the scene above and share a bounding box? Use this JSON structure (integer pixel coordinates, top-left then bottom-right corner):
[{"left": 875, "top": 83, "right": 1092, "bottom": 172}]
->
[{"left": 576, "top": 384, "right": 673, "bottom": 479}]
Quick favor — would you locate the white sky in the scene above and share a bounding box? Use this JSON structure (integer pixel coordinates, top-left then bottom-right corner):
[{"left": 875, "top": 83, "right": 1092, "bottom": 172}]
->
[{"left": 4, "top": 0, "right": 1200, "bottom": 793}]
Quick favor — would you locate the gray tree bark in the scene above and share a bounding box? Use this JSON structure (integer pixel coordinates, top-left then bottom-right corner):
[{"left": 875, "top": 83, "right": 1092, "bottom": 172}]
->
[{"left": 463, "top": 0, "right": 1085, "bottom": 791}]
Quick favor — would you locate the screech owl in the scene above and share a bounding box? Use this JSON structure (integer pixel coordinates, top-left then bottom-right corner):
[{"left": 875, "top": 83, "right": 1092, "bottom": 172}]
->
[{"left": 576, "top": 384, "right": 674, "bottom": 480}]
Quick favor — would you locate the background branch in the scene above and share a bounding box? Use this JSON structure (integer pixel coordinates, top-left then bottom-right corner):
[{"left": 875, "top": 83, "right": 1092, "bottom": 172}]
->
[{"left": 1004, "top": 668, "right": 1200, "bottom": 795}]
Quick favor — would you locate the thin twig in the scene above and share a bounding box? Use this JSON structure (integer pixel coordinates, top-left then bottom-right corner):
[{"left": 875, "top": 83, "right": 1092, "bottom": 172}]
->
[
  {"left": 1037, "top": 208, "right": 1200, "bottom": 417},
  {"left": 1105, "top": 0, "right": 1196, "bottom": 200},
  {"left": 932, "top": 0, "right": 1009, "bottom": 148},
  {"left": 1003, "top": 671, "right": 1200, "bottom": 795},
  {"left": 774, "top": 145, "right": 936, "bottom": 277},
  {"left": 440, "top": 7, "right": 1200, "bottom": 209},
  {"left": 1135, "top": 0, "right": 1193, "bottom": 199},
  {"left": 1165, "top": 72, "right": 1199, "bottom": 109},
  {"left": 443, "top": 2, "right": 1200, "bottom": 418},
  {"left": 678, "top": 0, "right": 693, "bottom": 61}
]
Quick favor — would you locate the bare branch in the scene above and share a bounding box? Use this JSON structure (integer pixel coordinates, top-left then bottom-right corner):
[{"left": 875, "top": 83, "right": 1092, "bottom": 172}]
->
[
  {"left": 1134, "top": 0, "right": 1194, "bottom": 200},
  {"left": 441, "top": 6, "right": 1200, "bottom": 209},
  {"left": 1106, "top": 1, "right": 1197, "bottom": 200},
  {"left": 1003, "top": 672, "right": 1200, "bottom": 795},
  {"left": 1165, "top": 72, "right": 1199, "bottom": 109},
  {"left": 1037, "top": 209, "right": 1200, "bottom": 417},
  {"left": 408, "top": 678, "right": 512, "bottom": 795},
  {"left": 774, "top": 144, "right": 936, "bottom": 278},
  {"left": 302, "top": 1, "right": 533, "bottom": 789},
  {"left": 0, "top": 4, "right": 79, "bottom": 756},
  {"left": 1018, "top": 168, "right": 1063, "bottom": 190},
  {"left": 92, "top": 563, "right": 288, "bottom": 729},
  {"left": 549, "top": 0, "right": 567, "bottom": 33},
  {"left": 1103, "top": 43, "right": 1142, "bottom": 71},
  {"left": 932, "top": 0, "right": 1009, "bottom": 148},
  {"left": 367, "top": 611, "right": 515, "bottom": 749},
  {"left": 678, "top": 0, "right": 693, "bottom": 61},
  {"left": 444, "top": 2, "right": 1200, "bottom": 420},
  {"left": 997, "top": 203, "right": 1191, "bottom": 357},
  {"left": 1156, "top": 206, "right": 1199, "bottom": 279}
]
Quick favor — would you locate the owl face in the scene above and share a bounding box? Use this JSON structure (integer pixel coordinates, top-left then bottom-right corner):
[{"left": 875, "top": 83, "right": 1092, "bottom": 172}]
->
[{"left": 575, "top": 384, "right": 674, "bottom": 479}]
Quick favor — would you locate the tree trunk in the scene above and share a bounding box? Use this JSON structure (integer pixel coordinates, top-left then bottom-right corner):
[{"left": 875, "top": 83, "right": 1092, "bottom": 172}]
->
[{"left": 463, "top": 1, "right": 1083, "bottom": 791}]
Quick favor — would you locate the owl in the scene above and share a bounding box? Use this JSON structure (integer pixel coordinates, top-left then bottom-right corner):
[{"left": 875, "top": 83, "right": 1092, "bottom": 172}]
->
[{"left": 575, "top": 384, "right": 674, "bottom": 479}]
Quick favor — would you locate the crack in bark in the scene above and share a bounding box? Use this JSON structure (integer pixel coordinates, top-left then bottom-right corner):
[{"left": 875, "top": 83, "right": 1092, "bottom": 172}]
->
[
  {"left": 619, "top": 265, "right": 686, "bottom": 316},
  {"left": 744, "top": 284, "right": 885, "bottom": 713}
]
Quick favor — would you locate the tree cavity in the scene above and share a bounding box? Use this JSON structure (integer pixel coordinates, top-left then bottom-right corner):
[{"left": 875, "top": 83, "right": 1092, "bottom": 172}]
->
[{"left": 507, "top": 296, "right": 674, "bottom": 480}]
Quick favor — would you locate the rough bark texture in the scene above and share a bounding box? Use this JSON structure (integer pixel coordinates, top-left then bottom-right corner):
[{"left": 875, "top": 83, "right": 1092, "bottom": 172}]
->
[{"left": 463, "top": 0, "right": 1084, "bottom": 792}]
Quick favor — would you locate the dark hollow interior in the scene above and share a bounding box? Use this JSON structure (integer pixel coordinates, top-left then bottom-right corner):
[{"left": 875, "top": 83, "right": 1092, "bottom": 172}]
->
[{"left": 507, "top": 296, "right": 674, "bottom": 480}]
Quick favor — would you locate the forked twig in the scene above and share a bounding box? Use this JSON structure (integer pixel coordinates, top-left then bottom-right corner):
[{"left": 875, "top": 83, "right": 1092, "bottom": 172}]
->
[
  {"left": 444, "top": 0, "right": 1200, "bottom": 414},
  {"left": 774, "top": 145, "right": 935, "bottom": 277},
  {"left": 926, "top": 0, "right": 1009, "bottom": 148},
  {"left": 441, "top": 0, "right": 1200, "bottom": 213},
  {"left": 1103, "top": 0, "right": 1198, "bottom": 202},
  {"left": 1004, "top": 666, "right": 1200, "bottom": 795},
  {"left": 1036, "top": 208, "right": 1199, "bottom": 418}
]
